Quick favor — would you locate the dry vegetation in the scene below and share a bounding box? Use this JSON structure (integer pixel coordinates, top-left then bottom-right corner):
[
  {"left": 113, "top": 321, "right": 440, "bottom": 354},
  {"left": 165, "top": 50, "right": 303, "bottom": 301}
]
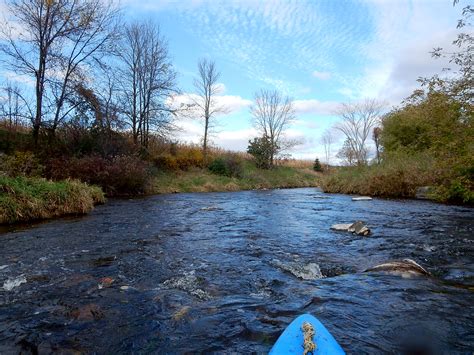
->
[{"left": 0, "top": 123, "right": 320, "bottom": 224}]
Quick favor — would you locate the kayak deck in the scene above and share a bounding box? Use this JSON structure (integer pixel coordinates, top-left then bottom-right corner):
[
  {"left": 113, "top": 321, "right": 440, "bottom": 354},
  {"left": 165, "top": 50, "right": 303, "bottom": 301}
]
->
[{"left": 269, "top": 314, "right": 345, "bottom": 355}]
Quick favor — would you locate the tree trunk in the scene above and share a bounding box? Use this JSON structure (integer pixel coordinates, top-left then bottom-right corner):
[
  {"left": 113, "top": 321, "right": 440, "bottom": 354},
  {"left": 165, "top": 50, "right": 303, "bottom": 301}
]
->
[{"left": 203, "top": 116, "right": 209, "bottom": 156}]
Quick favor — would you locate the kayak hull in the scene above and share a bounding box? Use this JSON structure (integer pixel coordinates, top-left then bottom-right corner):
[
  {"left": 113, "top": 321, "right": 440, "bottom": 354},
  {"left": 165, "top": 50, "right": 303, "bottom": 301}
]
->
[{"left": 269, "top": 314, "right": 345, "bottom": 355}]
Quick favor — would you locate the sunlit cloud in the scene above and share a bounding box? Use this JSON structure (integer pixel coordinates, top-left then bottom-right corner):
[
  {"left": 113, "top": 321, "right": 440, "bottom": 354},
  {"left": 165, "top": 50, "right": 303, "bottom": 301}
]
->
[{"left": 312, "top": 71, "right": 331, "bottom": 80}]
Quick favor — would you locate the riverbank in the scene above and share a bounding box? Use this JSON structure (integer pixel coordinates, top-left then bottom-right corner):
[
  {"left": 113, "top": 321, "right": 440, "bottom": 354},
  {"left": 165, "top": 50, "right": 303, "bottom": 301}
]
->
[
  {"left": 150, "top": 163, "right": 319, "bottom": 193},
  {"left": 0, "top": 164, "right": 319, "bottom": 224},
  {"left": 0, "top": 176, "right": 105, "bottom": 224},
  {"left": 320, "top": 161, "right": 474, "bottom": 204}
]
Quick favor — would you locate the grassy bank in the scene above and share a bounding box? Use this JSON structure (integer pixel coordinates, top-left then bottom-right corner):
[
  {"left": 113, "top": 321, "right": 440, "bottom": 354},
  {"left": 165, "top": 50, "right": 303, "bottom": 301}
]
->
[
  {"left": 320, "top": 154, "right": 474, "bottom": 204},
  {"left": 150, "top": 162, "right": 320, "bottom": 193},
  {"left": 0, "top": 127, "right": 320, "bottom": 224},
  {"left": 0, "top": 176, "right": 105, "bottom": 224}
]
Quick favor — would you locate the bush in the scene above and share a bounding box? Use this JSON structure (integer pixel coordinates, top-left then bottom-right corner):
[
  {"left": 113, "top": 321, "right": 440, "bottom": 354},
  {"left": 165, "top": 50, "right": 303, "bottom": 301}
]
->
[
  {"left": 153, "top": 146, "right": 205, "bottom": 171},
  {"left": 0, "top": 176, "right": 105, "bottom": 224},
  {"left": 176, "top": 148, "right": 205, "bottom": 170},
  {"left": 247, "top": 137, "right": 274, "bottom": 169},
  {"left": 432, "top": 177, "right": 474, "bottom": 204},
  {"left": 47, "top": 155, "right": 150, "bottom": 196},
  {"left": 0, "top": 151, "right": 44, "bottom": 177},
  {"left": 208, "top": 155, "right": 243, "bottom": 178},
  {"left": 313, "top": 158, "right": 323, "bottom": 172},
  {"left": 153, "top": 154, "right": 179, "bottom": 171}
]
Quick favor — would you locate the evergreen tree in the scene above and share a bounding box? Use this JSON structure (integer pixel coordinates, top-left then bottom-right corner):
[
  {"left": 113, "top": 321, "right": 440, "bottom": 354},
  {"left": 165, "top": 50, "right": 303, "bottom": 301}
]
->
[{"left": 313, "top": 158, "right": 323, "bottom": 172}]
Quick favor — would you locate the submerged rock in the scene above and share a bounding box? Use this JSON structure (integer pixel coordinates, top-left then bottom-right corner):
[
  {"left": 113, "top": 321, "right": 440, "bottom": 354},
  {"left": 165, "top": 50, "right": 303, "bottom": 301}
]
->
[
  {"left": 352, "top": 196, "right": 373, "bottom": 201},
  {"left": 271, "top": 260, "right": 324, "bottom": 280},
  {"left": 172, "top": 306, "right": 191, "bottom": 321},
  {"left": 200, "top": 206, "right": 220, "bottom": 212},
  {"left": 2, "top": 275, "right": 27, "bottom": 291},
  {"left": 98, "top": 277, "right": 114, "bottom": 289},
  {"left": 162, "top": 271, "right": 211, "bottom": 300},
  {"left": 364, "top": 258, "right": 430, "bottom": 277},
  {"left": 69, "top": 304, "right": 104, "bottom": 321},
  {"left": 331, "top": 221, "right": 371, "bottom": 236}
]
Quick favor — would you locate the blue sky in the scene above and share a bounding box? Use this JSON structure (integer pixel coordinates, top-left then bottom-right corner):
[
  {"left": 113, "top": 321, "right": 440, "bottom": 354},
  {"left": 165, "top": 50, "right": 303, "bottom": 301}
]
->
[{"left": 0, "top": 0, "right": 465, "bottom": 161}]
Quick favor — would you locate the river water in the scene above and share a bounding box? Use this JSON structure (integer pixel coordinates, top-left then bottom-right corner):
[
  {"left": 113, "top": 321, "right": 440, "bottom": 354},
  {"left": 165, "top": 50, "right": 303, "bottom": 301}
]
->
[{"left": 0, "top": 188, "right": 473, "bottom": 353}]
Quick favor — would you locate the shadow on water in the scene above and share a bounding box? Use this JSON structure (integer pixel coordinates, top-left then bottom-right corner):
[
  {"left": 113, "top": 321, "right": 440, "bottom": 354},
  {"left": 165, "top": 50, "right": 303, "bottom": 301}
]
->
[{"left": 0, "top": 188, "right": 473, "bottom": 353}]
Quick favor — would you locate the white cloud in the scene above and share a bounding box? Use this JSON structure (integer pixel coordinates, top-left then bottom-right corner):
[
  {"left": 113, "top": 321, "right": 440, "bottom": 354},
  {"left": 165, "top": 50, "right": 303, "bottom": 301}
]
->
[
  {"left": 293, "top": 99, "right": 339, "bottom": 116},
  {"left": 1, "top": 71, "right": 34, "bottom": 86},
  {"left": 123, "top": 0, "right": 363, "bottom": 93},
  {"left": 214, "top": 128, "right": 257, "bottom": 151},
  {"left": 215, "top": 82, "right": 226, "bottom": 94},
  {"left": 336, "top": 0, "right": 462, "bottom": 104},
  {"left": 168, "top": 93, "right": 252, "bottom": 116},
  {"left": 216, "top": 95, "right": 252, "bottom": 113},
  {"left": 312, "top": 70, "right": 331, "bottom": 80}
]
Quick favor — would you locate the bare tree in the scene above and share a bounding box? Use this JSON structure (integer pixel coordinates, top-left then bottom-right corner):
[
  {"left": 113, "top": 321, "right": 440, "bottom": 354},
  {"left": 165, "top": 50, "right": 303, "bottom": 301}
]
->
[
  {"left": 334, "top": 99, "right": 384, "bottom": 166},
  {"left": 372, "top": 126, "right": 382, "bottom": 164},
  {"left": 251, "top": 89, "right": 295, "bottom": 167},
  {"left": 0, "top": 83, "right": 33, "bottom": 128},
  {"left": 119, "top": 21, "right": 177, "bottom": 147},
  {"left": 320, "top": 128, "right": 334, "bottom": 169},
  {"left": 192, "top": 59, "right": 226, "bottom": 155},
  {"left": 336, "top": 138, "right": 357, "bottom": 166},
  {"left": 0, "top": 0, "right": 120, "bottom": 144},
  {"left": 0, "top": 83, "right": 33, "bottom": 148}
]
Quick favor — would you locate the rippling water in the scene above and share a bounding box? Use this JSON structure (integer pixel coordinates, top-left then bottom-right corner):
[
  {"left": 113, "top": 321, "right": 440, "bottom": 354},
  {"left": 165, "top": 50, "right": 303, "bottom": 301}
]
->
[{"left": 0, "top": 188, "right": 473, "bottom": 353}]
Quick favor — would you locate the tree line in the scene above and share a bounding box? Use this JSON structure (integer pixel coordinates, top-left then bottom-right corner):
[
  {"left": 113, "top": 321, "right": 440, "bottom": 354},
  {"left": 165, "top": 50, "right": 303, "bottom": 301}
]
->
[{"left": 0, "top": 0, "right": 297, "bottom": 170}]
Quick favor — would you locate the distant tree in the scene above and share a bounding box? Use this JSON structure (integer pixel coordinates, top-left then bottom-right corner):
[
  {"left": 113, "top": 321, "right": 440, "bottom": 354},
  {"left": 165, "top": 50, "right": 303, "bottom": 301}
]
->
[
  {"left": 119, "top": 21, "right": 178, "bottom": 148},
  {"left": 335, "top": 99, "right": 384, "bottom": 165},
  {"left": 251, "top": 89, "right": 295, "bottom": 167},
  {"left": 192, "top": 59, "right": 227, "bottom": 156},
  {"left": 336, "top": 138, "right": 358, "bottom": 166},
  {"left": 247, "top": 136, "right": 274, "bottom": 169},
  {"left": 0, "top": 0, "right": 120, "bottom": 144},
  {"left": 0, "top": 83, "right": 32, "bottom": 129},
  {"left": 313, "top": 158, "right": 323, "bottom": 172},
  {"left": 320, "top": 128, "right": 333, "bottom": 169},
  {"left": 372, "top": 127, "right": 382, "bottom": 164}
]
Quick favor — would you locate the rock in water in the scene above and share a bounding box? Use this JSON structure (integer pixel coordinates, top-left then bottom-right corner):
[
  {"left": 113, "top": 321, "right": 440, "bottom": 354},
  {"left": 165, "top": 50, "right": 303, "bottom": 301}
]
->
[
  {"left": 348, "top": 221, "right": 371, "bottom": 236},
  {"left": 330, "top": 223, "right": 353, "bottom": 231},
  {"left": 162, "top": 271, "right": 211, "bottom": 300},
  {"left": 271, "top": 260, "right": 324, "bottom": 280},
  {"left": 364, "top": 259, "right": 430, "bottom": 277},
  {"left": 352, "top": 196, "right": 373, "bottom": 201},
  {"left": 331, "top": 221, "right": 371, "bottom": 236}
]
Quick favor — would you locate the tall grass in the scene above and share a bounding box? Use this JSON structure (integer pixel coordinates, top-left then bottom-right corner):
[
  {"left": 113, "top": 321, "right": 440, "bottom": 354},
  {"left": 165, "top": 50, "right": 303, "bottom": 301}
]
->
[
  {"left": 320, "top": 153, "right": 435, "bottom": 198},
  {"left": 320, "top": 152, "right": 473, "bottom": 203},
  {"left": 150, "top": 160, "right": 320, "bottom": 194},
  {"left": 0, "top": 176, "right": 105, "bottom": 224}
]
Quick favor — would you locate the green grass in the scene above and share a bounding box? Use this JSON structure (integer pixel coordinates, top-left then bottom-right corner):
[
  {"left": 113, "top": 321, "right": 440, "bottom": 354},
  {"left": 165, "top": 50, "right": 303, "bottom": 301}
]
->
[
  {"left": 150, "top": 161, "right": 320, "bottom": 194},
  {"left": 0, "top": 176, "right": 105, "bottom": 224}
]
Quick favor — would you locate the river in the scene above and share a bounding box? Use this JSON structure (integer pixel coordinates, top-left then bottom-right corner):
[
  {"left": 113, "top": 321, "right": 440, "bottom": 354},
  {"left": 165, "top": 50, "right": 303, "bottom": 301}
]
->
[{"left": 0, "top": 188, "right": 473, "bottom": 353}]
